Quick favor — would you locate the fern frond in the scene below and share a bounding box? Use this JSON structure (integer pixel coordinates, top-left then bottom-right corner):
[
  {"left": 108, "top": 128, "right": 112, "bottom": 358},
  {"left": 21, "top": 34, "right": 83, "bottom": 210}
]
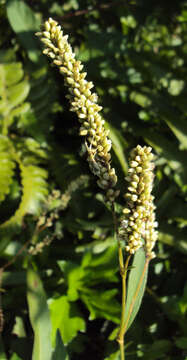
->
[
  {"left": 0, "top": 135, "right": 15, "bottom": 202},
  {"left": 1, "top": 162, "right": 48, "bottom": 228},
  {"left": 16, "top": 65, "right": 56, "bottom": 141},
  {"left": 0, "top": 61, "right": 30, "bottom": 135}
]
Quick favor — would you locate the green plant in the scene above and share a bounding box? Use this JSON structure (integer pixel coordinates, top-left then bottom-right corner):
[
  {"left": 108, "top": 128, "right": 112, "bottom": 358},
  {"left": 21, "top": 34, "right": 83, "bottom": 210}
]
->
[
  {"left": 36, "top": 18, "right": 158, "bottom": 359},
  {"left": 1, "top": 1, "right": 187, "bottom": 359},
  {"left": 0, "top": 60, "right": 48, "bottom": 234}
]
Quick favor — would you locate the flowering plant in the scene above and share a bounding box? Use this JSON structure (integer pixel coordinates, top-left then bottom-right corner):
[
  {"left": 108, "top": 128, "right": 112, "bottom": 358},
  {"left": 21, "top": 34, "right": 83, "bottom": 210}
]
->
[{"left": 37, "top": 18, "right": 158, "bottom": 360}]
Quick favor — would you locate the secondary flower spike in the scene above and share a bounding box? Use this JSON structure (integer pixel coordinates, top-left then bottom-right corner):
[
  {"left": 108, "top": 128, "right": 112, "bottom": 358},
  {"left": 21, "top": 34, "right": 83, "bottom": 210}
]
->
[
  {"left": 119, "top": 145, "right": 158, "bottom": 259},
  {"left": 36, "top": 18, "right": 119, "bottom": 202}
]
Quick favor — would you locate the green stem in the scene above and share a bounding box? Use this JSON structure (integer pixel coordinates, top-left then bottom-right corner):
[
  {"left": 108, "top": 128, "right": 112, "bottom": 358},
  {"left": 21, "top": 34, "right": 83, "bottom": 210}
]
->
[
  {"left": 111, "top": 201, "right": 131, "bottom": 360},
  {"left": 119, "top": 340, "right": 125, "bottom": 360},
  {"left": 117, "top": 253, "right": 131, "bottom": 360}
]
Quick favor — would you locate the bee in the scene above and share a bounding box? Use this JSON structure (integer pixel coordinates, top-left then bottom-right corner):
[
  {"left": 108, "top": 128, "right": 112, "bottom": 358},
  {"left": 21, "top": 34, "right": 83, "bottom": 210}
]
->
[{"left": 85, "top": 141, "right": 101, "bottom": 177}]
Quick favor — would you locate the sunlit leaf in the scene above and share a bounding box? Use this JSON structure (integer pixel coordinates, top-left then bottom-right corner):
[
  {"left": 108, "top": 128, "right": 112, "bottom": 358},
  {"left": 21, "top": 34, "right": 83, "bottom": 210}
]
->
[
  {"left": 123, "top": 249, "right": 148, "bottom": 332},
  {"left": 27, "top": 267, "right": 52, "bottom": 360},
  {"left": 104, "top": 350, "right": 120, "bottom": 360},
  {"left": 49, "top": 295, "right": 85, "bottom": 346},
  {"left": 0, "top": 136, "right": 15, "bottom": 202},
  {"left": 6, "top": 0, "right": 41, "bottom": 62},
  {"left": 51, "top": 330, "right": 69, "bottom": 360}
]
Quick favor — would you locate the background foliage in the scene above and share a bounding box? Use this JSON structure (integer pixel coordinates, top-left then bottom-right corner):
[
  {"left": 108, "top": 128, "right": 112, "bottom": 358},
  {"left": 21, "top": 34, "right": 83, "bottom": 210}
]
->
[{"left": 0, "top": 0, "right": 187, "bottom": 359}]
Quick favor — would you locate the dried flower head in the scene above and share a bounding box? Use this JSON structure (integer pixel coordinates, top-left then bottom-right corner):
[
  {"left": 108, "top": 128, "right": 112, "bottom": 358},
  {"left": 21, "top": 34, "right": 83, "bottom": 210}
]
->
[
  {"left": 119, "top": 145, "right": 158, "bottom": 259},
  {"left": 36, "top": 18, "right": 119, "bottom": 202}
]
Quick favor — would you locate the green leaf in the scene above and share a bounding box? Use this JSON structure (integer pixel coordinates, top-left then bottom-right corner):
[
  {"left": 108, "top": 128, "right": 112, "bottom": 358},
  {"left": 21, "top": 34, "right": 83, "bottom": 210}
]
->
[
  {"left": 175, "top": 337, "right": 187, "bottom": 350},
  {"left": 158, "top": 223, "right": 187, "bottom": 254},
  {"left": 59, "top": 246, "right": 119, "bottom": 303},
  {"left": 58, "top": 261, "right": 84, "bottom": 301},
  {"left": 0, "top": 355, "right": 7, "bottom": 360},
  {"left": 168, "top": 79, "right": 184, "bottom": 96},
  {"left": 10, "top": 102, "right": 30, "bottom": 118},
  {"left": 0, "top": 335, "right": 7, "bottom": 359},
  {"left": 2, "top": 271, "right": 26, "bottom": 286},
  {"left": 130, "top": 91, "right": 151, "bottom": 107},
  {"left": 105, "top": 121, "right": 128, "bottom": 174},
  {"left": 58, "top": 248, "right": 120, "bottom": 323},
  {"left": 80, "top": 288, "right": 120, "bottom": 323},
  {"left": 49, "top": 295, "right": 85, "bottom": 346},
  {"left": 1, "top": 162, "right": 48, "bottom": 227},
  {"left": 164, "top": 117, "right": 187, "bottom": 150},
  {"left": 143, "top": 340, "right": 172, "bottom": 359},
  {"left": 124, "top": 249, "right": 149, "bottom": 332},
  {"left": 12, "top": 316, "right": 26, "bottom": 338},
  {"left": 0, "top": 61, "right": 30, "bottom": 133},
  {"left": 8, "top": 80, "right": 30, "bottom": 109},
  {"left": 0, "top": 136, "right": 15, "bottom": 202},
  {"left": 51, "top": 331, "right": 69, "bottom": 360},
  {"left": 82, "top": 245, "right": 117, "bottom": 269},
  {"left": 144, "top": 130, "right": 187, "bottom": 188},
  {"left": 27, "top": 267, "right": 52, "bottom": 360},
  {"left": 104, "top": 350, "right": 120, "bottom": 360},
  {"left": 1, "top": 63, "right": 23, "bottom": 86},
  {"left": 157, "top": 186, "right": 178, "bottom": 216},
  {"left": 9, "top": 355, "right": 22, "bottom": 360},
  {"left": 6, "top": 0, "right": 41, "bottom": 62},
  {"left": 108, "top": 326, "right": 119, "bottom": 341}
]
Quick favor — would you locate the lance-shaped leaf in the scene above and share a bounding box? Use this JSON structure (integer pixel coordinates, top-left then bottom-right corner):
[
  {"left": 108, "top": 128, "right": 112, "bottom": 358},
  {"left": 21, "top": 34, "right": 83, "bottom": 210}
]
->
[
  {"left": 105, "top": 121, "right": 128, "bottom": 175},
  {"left": 51, "top": 330, "right": 69, "bottom": 360},
  {"left": 27, "top": 267, "right": 52, "bottom": 360},
  {"left": 123, "top": 248, "right": 149, "bottom": 333}
]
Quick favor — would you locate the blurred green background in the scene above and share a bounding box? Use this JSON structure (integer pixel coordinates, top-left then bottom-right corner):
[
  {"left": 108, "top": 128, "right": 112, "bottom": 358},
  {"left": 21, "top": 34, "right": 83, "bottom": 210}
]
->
[{"left": 0, "top": 0, "right": 187, "bottom": 359}]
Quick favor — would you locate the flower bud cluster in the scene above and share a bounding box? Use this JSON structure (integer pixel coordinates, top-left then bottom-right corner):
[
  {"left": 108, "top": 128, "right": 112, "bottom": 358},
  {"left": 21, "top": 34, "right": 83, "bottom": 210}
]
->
[
  {"left": 119, "top": 145, "right": 158, "bottom": 259},
  {"left": 36, "top": 18, "right": 119, "bottom": 202},
  {"left": 28, "top": 235, "right": 53, "bottom": 255}
]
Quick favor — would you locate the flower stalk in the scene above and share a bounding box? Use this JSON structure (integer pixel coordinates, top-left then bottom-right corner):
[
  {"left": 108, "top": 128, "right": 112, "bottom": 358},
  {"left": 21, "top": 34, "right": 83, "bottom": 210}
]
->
[{"left": 117, "top": 145, "right": 157, "bottom": 359}]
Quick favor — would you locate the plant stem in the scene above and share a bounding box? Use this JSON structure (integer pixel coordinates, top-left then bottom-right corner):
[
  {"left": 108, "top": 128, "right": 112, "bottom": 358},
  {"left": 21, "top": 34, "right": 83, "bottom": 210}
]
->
[
  {"left": 111, "top": 202, "right": 131, "bottom": 359},
  {"left": 119, "top": 339, "right": 125, "bottom": 360},
  {"left": 111, "top": 202, "right": 133, "bottom": 359},
  {"left": 117, "top": 253, "right": 131, "bottom": 359}
]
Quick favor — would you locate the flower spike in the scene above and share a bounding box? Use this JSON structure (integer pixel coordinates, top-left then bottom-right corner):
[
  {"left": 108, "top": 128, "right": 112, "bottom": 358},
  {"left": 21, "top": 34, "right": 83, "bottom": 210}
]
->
[
  {"left": 119, "top": 145, "right": 158, "bottom": 259},
  {"left": 36, "top": 18, "right": 119, "bottom": 202}
]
